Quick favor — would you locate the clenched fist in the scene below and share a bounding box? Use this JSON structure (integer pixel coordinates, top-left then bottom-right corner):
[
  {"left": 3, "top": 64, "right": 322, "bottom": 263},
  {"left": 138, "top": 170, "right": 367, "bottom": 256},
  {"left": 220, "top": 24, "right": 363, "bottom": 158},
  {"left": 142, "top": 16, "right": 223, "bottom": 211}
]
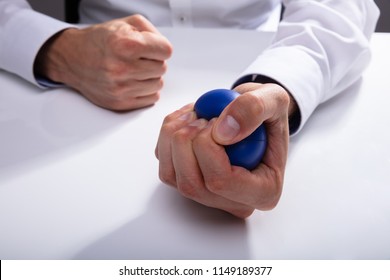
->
[{"left": 35, "top": 15, "right": 173, "bottom": 110}]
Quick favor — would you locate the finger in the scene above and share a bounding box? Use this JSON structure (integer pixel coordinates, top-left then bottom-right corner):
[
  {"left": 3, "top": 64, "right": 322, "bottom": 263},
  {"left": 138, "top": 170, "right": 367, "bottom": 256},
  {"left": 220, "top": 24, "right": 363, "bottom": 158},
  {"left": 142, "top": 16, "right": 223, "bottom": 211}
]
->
[
  {"left": 121, "top": 77, "right": 165, "bottom": 97},
  {"left": 173, "top": 119, "right": 254, "bottom": 218},
  {"left": 119, "top": 92, "right": 162, "bottom": 110},
  {"left": 196, "top": 106, "right": 289, "bottom": 211},
  {"left": 194, "top": 119, "right": 238, "bottom": 197},
  {"left": 155, "top": 103, "right": 195, "bottom": 159},
  {"left": 171, "top": 118, "right": 209, "bottom": 196},
  {"left": 122, "top": 14, "right": 161, "bottom": 34},
  {"left": 137, "top": 31, "right": 173, "bottom": 61},
  {"left": 212, "top": 83, "right": 289, "bottom": 145},
  {"left": 80, "top": 75, "right": 164, "bottom": 111},
  {"left": 128, "top": 92, "right": 161, "bottom": 109},
  {"left": 107, "top": 18, "right": 172, "bottom": 62},
  {"left": 156, "top": 104, "right": 197, "bottom": 187},
  {"left": 110, "top": 59, "right": 168, "bottom": 82},
  {"left": 176, "top": 120, "right": 254, "bottom": 218},
  {"left": 116, "top": 31, "right": 172, "bottom": 61},
  {"left": 131, "top": 59, "right": 168, "bottom": 80},
  {"left": 195, "top": 124, "right": 281, "bottom": 210},
  {"left": 111, "top": 30, "right": 172, "bottom": 62},
  {"left": 85, "top": 91, "right": 160, "bottom": 111}
]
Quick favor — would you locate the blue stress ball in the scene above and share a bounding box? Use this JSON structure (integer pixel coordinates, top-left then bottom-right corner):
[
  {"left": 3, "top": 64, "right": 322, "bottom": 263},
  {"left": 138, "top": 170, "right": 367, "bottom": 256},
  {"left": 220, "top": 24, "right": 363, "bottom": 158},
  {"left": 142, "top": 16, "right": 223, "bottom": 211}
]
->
[{"left": 194, "top": 89, "right": 267, "bottom": 170}]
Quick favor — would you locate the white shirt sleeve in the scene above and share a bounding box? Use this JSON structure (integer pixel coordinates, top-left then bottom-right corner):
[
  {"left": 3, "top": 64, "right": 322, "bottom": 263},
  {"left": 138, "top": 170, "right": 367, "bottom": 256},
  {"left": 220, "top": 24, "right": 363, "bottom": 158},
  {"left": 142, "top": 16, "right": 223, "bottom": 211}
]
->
[
  {"left": 238, "top": 0, "right": 380, "bottom": 135},
  {"left": 0, "top": 0, "right": 73, "bottom": 87}
]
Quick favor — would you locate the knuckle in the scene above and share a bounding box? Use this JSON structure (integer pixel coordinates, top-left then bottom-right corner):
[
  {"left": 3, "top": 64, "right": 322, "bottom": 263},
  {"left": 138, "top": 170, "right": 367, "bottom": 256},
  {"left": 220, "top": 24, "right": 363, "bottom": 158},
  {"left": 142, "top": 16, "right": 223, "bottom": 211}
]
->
[
  {"left": 104, "top": 83, "right": 125, "bottom": 99},
  {"left": 270, "top": 83, "right": 291, "bottom": 110},
  {"left": 97, "top": 89, "right": 131, "bottom": 111},
  {"left": 114, "top": 39, "right": 142, "bottom": 57},
  {"left": 161, "top": 120, "right": 179, "bottom": 136},
  {"left": 240, "top": 92, "right": 266, "bottom": 117},
  {"left": 192, "top": 129, "right": 208, "bottom": 146},
  {"left": 226, "top": 93, "right": 266, "bottom": 132},
  {"left": 177, "top": 179, "right": 200, "bottom": 199},
  {"left": 110, "top": 34, "right": 143, "bottom": 57},
  {"left": 153, "top": 77, "right": 164, "bottom": 91},
  {"left": 261, "top": 196, "right": 280, "bottom": 211},
  {"left": 172, "top": 128, "right": 191, "bottom": 145},
  {"left": 257, "top": 171, "right": 284, "bottom": 211},
  {"left": 125, "top": 38, "right": 143, "bottom": 53},
  {"left": 264, "top": 192, "right": 282, "bottom": 210},
  {"left": 160, "top": 61, "right": 168, "bottom": 75},
  {"left": 159, "top": 168, "right": 176, "bottom": 187},
  {"left": 163, "top": 41, "right": 174, "bottom": 58},
  {"left": 204, "top": 175, "right": 226, "bottom": 195},
  {"left": 278, "top": 90, "right": 291, "bottom": 111},
  {"left": 105, "top": 29, "right": 124, "bottom": 47},
  {"left": 162, "top": 113, "right": 177, "bottom": 125},
  {"left": 144, "top": 77, "right": 164, "bottom": 91},
  {"left": 103, "top": 61, "right": 130, "bottom": 78},
  {"left": 192, "top": 129, "right": 220, "bottom": 155},
  {"left": 150, "top": 92, "right": 161, "bottom": 103},
  {"left": 103, "top": 99, "right": 127, "bottom": 111},
  {"left": 131, "top": 14, "right": 147, "bottom": 25}
]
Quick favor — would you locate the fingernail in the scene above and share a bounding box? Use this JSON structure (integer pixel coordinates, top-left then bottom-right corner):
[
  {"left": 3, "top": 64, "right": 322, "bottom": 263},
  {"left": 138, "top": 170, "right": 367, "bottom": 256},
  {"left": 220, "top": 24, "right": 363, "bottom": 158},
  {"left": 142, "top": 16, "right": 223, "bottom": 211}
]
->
[
  {"left": 179, "top": 111, "right": 195, "bottom": 121},
  {"left": 216, "top": 115, "right": 240, "bottom": 141},
  {"left": 189, "top": 118, "right": 207, "bottom": 128}
]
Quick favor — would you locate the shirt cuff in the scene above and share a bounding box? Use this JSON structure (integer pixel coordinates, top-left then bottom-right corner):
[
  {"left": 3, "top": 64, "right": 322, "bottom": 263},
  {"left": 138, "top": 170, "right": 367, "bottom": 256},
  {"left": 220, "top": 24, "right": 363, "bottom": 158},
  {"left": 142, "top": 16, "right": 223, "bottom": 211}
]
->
[
  {"left": 234, "top": 46, "right": 325, "bottom": 136},
  {"left": 0, "top": 8, "right": 74, "bottom": 87},
  {"left": 36, "top": 76, "right": 65, "bottom": 88}
]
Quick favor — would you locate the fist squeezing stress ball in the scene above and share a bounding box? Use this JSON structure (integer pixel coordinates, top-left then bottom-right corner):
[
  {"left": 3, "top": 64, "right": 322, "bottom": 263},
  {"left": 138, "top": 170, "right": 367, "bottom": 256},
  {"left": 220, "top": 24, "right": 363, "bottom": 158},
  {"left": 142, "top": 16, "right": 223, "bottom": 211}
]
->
[{"left": 156, "top": 83, "right": 291, "bottom": 217}]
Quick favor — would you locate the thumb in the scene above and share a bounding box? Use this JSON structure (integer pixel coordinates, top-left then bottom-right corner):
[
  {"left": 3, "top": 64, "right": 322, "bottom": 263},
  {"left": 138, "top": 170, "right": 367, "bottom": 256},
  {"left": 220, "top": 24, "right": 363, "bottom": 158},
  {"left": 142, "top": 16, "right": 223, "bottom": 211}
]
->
[{"left": 212, "top": 88, "right": 266, "bottom": 145}]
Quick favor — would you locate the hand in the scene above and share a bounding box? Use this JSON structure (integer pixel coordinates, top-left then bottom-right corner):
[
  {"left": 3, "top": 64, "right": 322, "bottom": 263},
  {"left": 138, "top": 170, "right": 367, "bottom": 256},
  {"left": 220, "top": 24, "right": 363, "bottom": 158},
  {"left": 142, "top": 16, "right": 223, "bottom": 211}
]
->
[
  {"left": 34, "top": 15, "right": 173, "bottom": 111},
  {"left": 155, "top": 82, "right": 295, "bottom": 218}
]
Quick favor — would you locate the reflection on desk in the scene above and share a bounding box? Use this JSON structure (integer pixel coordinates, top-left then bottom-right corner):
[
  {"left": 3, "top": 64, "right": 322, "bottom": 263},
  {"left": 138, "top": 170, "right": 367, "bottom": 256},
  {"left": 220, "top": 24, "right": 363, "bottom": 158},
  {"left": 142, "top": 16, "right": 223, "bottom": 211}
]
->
[{"left": 0, "top": 30, "right": 389, "bottom": 260}]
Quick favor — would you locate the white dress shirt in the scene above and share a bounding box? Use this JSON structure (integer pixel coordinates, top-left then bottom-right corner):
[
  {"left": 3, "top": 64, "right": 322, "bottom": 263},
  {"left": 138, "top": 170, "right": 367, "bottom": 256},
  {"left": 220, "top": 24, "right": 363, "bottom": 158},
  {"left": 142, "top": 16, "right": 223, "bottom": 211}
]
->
[{"left": 0, "top": 0, "right": 380, "bottom": 134}]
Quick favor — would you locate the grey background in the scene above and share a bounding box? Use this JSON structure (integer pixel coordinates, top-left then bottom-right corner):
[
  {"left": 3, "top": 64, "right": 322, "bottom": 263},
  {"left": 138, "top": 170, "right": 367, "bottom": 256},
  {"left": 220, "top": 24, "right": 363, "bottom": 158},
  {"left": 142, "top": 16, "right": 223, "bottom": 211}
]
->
[
  {"left": 27, "top": 0, "right": 65, "bottom": 21},
  {"left": 26, "top": 0, "right": 390, "bottom": 31},
  {"left": 375, "top": 0, "right": 390, "bottom": 31}
]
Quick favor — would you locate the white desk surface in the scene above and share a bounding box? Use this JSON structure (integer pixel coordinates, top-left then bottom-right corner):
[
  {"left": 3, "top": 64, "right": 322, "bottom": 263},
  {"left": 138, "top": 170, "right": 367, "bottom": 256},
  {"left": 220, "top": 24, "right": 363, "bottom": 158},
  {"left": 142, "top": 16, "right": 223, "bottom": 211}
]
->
[{"left": 0, "top": 29, "right": 389, "bottom": 260}]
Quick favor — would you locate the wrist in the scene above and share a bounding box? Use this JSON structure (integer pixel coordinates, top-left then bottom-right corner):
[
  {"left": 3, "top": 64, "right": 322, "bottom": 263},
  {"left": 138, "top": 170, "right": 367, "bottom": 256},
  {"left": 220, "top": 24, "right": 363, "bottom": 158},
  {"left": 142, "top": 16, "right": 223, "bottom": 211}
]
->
[{"left": 34, "top": 28, "right": 79, "bottom": 84}]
